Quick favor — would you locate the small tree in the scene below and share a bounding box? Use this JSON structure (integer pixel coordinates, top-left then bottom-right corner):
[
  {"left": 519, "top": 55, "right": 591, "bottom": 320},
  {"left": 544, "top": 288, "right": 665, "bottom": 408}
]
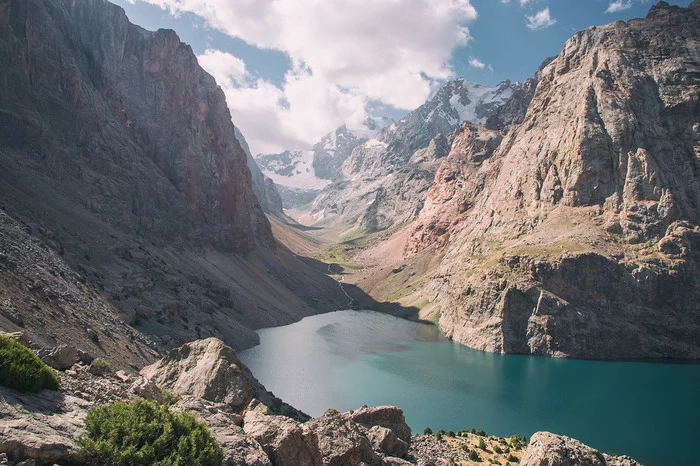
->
[
  {"left": 478, "top": 437, "right": 487, "bottom": 450},
  {"left": 424, "top": 426, "right": 433, "bottom": 435}
]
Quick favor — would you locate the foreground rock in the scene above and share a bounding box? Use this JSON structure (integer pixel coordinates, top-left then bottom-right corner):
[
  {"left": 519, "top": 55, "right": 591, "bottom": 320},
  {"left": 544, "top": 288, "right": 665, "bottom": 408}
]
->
[
  {"left": 140, "top": 337, "right": 254, "bottom": 411},
  {"left": 244, "top": 402, "right": 323, "bottom": 466},
  {"left": 521, "top": 432, "right": 642, "bottom": 466},
  {"left": 308, "top": 410, "right": 380, "bottom": 465}
]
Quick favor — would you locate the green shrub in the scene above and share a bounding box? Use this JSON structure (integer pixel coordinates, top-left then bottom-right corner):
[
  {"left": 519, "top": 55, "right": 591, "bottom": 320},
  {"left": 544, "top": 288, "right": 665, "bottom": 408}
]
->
[
  {"left": 88, "top": 357, "right": 111, "bottom": 376},
  {"left": 507, "top": 454, "right": 518, "bottom": 462},
  {"left": 424, "top": 426, "right": 433, "bottom": 435},
  {"left": 475, "top": 428, "right": 487, "bottom": 436},
  {"left": 78, "top": 398, "right": 224, "bottom": 466},
  {"left": 0, "top": 335, "right": 59, "bottom": 392},
  {"left": 478, "top": 438, "right": 487, "bottom": 450},
  {"left": 469, "top": 450, "right": 480, "bottom": 461},
  {"left": 435, "top": 432, "right": 443, "bottom": 442},
  {"left": 446, "top": 430, "right": 456, "bottom": 437},
  {"left": 493, "top": 444, "right": 503, "bottom": 454}
]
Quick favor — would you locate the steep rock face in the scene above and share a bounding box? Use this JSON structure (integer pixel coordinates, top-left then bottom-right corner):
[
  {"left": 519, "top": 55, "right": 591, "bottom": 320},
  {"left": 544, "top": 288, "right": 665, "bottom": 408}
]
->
[
  {"left": 0, "top": 0, "right": 350, "bottom": 355},
  {"left": 408, "top": 1, "right": 700, "bottom": 359},
  {"left": 0, "top": 0, "right": 271, "bottom": 251},
  {"left": 312, "top": 80, "right": 519, "bottom": 231},
  {"left": 235, "top": 127, "right": 284, "bottom": 216}
]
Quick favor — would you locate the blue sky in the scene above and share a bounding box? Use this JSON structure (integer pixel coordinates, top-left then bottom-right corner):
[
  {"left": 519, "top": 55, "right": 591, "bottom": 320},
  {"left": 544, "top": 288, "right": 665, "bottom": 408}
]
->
[{"left": 113, "top": 0, "right": 691, "bottom": 154}]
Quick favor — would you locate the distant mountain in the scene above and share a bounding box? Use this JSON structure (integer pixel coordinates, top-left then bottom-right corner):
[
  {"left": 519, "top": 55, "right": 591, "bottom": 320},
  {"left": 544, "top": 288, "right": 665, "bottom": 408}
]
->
[
  {"left": 255, "top": 116, "right": 392, "bottom": 208},
  {"left": 311, "top": 79, "right": 521, "bottom": 230}
]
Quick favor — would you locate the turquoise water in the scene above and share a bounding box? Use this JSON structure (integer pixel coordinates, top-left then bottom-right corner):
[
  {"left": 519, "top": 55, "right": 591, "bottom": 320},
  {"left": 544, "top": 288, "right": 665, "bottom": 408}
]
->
[{"left": 238, "top": 310, "right": 700, "bottom": 466}]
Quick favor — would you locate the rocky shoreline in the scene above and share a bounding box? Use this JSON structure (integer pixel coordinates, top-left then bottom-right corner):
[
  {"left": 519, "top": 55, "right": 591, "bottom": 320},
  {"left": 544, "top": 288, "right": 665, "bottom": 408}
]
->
[{"left": 1, "top": 333, "right": 642, "bottom": 466}]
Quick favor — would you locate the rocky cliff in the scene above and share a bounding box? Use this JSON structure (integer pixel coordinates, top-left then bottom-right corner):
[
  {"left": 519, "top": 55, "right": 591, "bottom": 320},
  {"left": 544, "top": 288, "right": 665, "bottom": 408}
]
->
[
  {"left": 405, "top": 1, "right": 700, "bottom": 359},
  {"left": 0, "top": 0, "right": 351, "bottom": 357},
  {"left": 311, "top": 79, "right": 520, "bottom": 231}
]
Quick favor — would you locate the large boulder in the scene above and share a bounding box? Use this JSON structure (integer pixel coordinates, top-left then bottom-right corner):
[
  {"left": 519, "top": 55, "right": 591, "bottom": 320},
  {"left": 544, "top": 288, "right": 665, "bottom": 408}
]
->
[
  {"left": 38, "top": 345, "right": 93, "bottom": 371},
  {"left": 140, "top": 338, "right": 254, "bottom": 411},
  {"left": 366, "top": 425, "right": 409, "bottom": 458},
  {"left": 307, "top": 409, "right": 380, "bottom": 465},
  {"left": 347, "top": 406, "right": 412, "bottom": 445},
  {"left": 243, "top": 402, "right": 323, "bottom": 466},
  {"left": 520, "top": 432, "right": 607, "bottom": 466}
]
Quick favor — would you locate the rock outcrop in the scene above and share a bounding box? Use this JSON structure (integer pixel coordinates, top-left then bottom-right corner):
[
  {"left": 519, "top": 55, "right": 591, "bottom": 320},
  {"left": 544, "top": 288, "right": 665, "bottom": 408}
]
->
[
  {"left": 405, "top": 1, "right": 700, "bottom": 359},
  {"left": 140, "top": 337, "right": 254, "bottom": 411},
  {"left": 235, "top": 127, "right": 284, "bottom": 216},
  {"left": 521, "top": 432, "right": 641, "bottom": 466},
  {"left": 308, "top": 410, "right": 380, "bottom": 465}
]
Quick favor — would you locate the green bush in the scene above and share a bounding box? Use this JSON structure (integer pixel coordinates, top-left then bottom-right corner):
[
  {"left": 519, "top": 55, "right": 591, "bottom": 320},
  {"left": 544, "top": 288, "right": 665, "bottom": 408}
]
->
[
  {"left": 424, "top": 426, "right": 433, "bottom": 435},
  {"left": 78, "top": 398, "right": 224, "bottom": 466},
  {"left": 435, "top": 431, "right": 443, "bottom": 442},
  {"left": 469, "top": 450, "right": 480, "bottom": 461},
  {"left": 507, "top": 453, "right": 518, "bottom": 462},
  {"left": 89, "top": 357, "right": 111, "bottom": 376},
  {"left": 478, "top": 438, "right": 487, "bottom": 450},
  {"left": 0, "top": 335, "right": 59, "bottom": 392},
  {"left": 493, "top": 444, "right": 503, "bottom": 454},
  {"left": 446, "top": 430, "right": 456, "bottom": 437}
]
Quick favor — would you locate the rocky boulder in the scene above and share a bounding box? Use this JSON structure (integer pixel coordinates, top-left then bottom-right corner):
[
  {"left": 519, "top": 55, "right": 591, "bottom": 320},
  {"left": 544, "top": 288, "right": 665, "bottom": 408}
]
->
[
  {"left": 37, "top": 345, "right": 93, "bottom": 371},
  {"left": 308, "top": 409, "right": 380, "bottom": 465},
  {"left": 366, "top": 425, "right": 409, "bottom": 458},
  {"left": 347, "top": 406, "right": 412, "bottom": 445},
  {"left": 243, "top": 402, "right": 323, "bottom": 466},
  {"left": 520, "top": 432, "right": 609, "bottom": 466},
  {"left": 140, "top": 338, "right": 254, "bottom": 411}
]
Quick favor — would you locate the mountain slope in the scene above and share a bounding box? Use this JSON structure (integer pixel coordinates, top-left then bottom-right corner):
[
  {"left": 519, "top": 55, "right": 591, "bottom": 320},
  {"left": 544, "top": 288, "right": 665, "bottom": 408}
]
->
[
  {"left": 311, "top": 79, "right": 520, "bottom": 231},
  {"left": 0, "top": 0, "right": 349, "bottom": 358},
  {"left": 405, "top": 0, "right": 700, "bottom": 359}
]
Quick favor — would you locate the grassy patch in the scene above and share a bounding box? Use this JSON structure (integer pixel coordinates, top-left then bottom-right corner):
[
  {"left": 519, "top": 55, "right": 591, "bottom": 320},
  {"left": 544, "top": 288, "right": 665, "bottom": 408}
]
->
[
  {"left": 78, "top": 398, "right": 224, "bottom": 466},
  {"left": 0, "top": 335, "right": 59, "bottom": 392}
]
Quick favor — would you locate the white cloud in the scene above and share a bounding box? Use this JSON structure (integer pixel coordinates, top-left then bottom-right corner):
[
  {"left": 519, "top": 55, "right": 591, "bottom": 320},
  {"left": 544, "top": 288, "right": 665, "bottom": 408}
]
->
[
  {"left": 139, "top": 0, "right": 478, "bottom": 153},
  {"left": 519, "top": 0, "right": 532, "bottom": 6},
  {"left": 526, "top": 7, "right": 557, "bottom": 30},
  {"left": 605, "top": 0, "right": 632, "bottom": 13},
  {"left": 469, "top": 57, "right": 486, "bottom": 69}
]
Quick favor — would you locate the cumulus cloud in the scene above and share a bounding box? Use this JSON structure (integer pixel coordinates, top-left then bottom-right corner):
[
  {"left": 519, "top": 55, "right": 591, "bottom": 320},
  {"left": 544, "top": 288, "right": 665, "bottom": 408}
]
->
[
  {"left": 526, "top": 7, "right": 556, "bottom": 30},
  {"left": 605, "top": 0, "right": 632, "bottom": 13},
  {"left": 138, "top": 0, "right": 478, "bottom": 153},
  {"left": 469, "top": 57, "right": 486, "bottom": 69}
]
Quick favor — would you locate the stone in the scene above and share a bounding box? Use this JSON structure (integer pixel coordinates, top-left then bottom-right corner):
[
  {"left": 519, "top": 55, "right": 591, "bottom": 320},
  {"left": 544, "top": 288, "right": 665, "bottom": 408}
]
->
[
  {"left": 130, "top": 377, "right": 164, "bottom": 403},
  {"left": 520, "top": 432, "right": 606, "bottom": 466},
  {"left": 243, "top": 402, "right": 323, "bottom": 466},
  {"left": 140, "top": 338, "right": 254, "bottom": 411},
  {"left": 38, "top": 345, "right": 92, "bottom": 371},
  {"left": 366, "top": 425, "right": 409, "bottom": 458},
  {"left": 0, "top": 385, "right": 87, "bottom": 465},
  {"left": 347, "top": 406, "right": 412, "bottom": 445},
  {"left": 308, "top": 410, "right": 380, "bottom": 465}
]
